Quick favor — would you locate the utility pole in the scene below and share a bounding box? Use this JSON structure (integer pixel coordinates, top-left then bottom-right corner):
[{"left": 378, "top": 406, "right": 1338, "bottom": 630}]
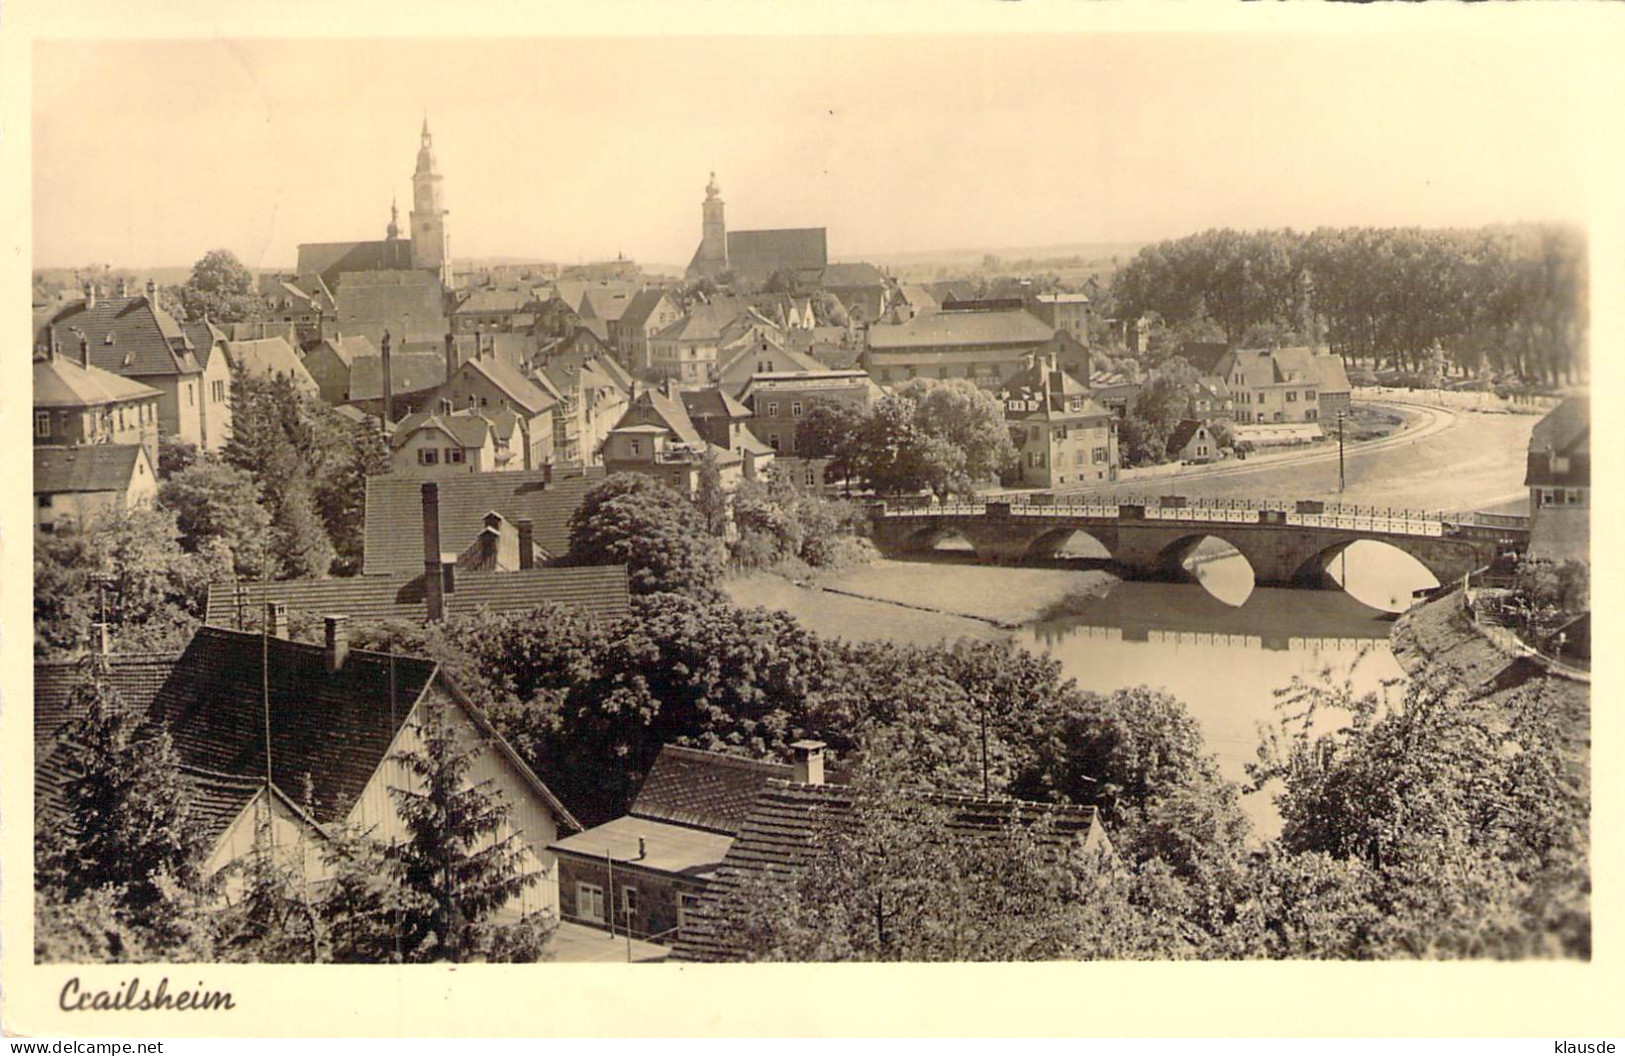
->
[{"left": 1337, "top": 410, "right": 1347, "bottom": 494}]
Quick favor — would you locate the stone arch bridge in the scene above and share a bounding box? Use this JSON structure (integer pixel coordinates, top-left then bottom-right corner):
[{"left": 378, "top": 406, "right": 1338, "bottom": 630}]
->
[{"left": 868, "top": 498, "right": 1528, "bottom": 588}]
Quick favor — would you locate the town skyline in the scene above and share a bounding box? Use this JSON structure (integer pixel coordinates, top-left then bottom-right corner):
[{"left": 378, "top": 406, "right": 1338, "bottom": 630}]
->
[{"left": 33, "top": 34, "right": 1591, "bottom": 272}]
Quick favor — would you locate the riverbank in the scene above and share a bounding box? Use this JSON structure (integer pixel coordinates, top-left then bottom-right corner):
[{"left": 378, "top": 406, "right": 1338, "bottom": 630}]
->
[{"left": 725, "top": 558, "right": 1118, "bottom": 643}]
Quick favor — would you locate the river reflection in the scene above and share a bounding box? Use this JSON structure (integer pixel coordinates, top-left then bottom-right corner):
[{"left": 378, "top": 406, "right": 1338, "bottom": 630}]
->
[{"left": 1018, "top": 579, "right": 1406, "bottom": 838}]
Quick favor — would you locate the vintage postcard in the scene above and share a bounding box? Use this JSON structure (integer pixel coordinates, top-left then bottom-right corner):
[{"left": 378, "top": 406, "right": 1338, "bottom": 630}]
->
[{"left": 2, "top": 1, "right": 1623, "bottom": 1039}]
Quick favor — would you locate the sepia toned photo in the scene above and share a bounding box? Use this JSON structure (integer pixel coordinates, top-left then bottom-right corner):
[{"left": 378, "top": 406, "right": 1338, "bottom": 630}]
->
[{"left": 18, "top": 26, "right": 1594, "bottom": 986}]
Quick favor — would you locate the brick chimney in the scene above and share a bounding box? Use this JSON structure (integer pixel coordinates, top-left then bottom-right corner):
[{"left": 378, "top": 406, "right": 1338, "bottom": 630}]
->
[
  {"left": 444, "top": 332, "right": 457, "bottom": 384},
  {"left": 380, "top": 330, "right": 395, "bottom": 424},
  {"left": 145, "top": 278, "right": 158, "bottom": 306},
  {"left": 83, "top": 282, "right": 96, "bottom": 309},
  {"left": 441, "top": 561, "right": 456, "bottom": 596},
  {"left": 267, "top": 601, "right": 289, "bottom": 640},
  {"left": 79, "top": 332, "right": 91, "bottom": 370},
  {"left": 91, "top": 621, "right": 111, "bottom": 656},
  {"left": 517, "top": 519, "right": 535, "bottom": 570},
  {"left": 791, "top": 740, "right": 827, "bottom": 786},
  {"left": 422, "top": 482, "right": 444, "bottom": 622},
  {"left": 324, "top": 615, "right": 349, "bottom": 672}
]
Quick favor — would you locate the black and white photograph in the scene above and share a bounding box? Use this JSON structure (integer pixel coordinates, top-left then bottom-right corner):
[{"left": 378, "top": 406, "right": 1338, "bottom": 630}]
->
[{"left": 2, "top": 7, "right": 1618, "bottom": 1039}]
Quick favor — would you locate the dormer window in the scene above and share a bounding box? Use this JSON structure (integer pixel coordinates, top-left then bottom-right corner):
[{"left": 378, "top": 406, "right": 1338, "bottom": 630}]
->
[{"left": 1553, "top": 455, "right": 1571, "bottom": 474}]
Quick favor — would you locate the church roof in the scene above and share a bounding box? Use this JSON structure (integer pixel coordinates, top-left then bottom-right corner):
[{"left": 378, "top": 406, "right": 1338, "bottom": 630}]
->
[
  {"left": 296, "top": 239, "right": 418, "bottom": 288},
  {"left": 724, "top": 228, "right": 828, "bottom": 284}
]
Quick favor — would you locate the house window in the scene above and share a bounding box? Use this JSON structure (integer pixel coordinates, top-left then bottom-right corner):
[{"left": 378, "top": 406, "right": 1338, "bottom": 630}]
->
[
  {"left": 1567, "top": 489, "right": 1585, "bottom": 506},
  {"left": 622, "top": 887, "right": 638, "bottom": 920},
  {"left": 1286, "top": 391, "right": 1297, "bottom": 402},
  {"left": 879, "top": 369, "right": 891, "bottom": 382},
  {"left": 1093, "top": 446, "right": 1109, "bottom": 463},
  {"left": 768, "top": 402, "right": 779, "bottom": 418},
  {"left": 806, "top": 465, "right": 817, "bottom": 486},
  {"left": 418, "top": 448, "right": 439, "bottom": 466},
  {"left": 34, "top": 411, "right": 50, "bottom": 438},
  {"left": 1306, "top": 390, "right": 1316, "bottom": 401},
  {"left": 792, "top": 401, "right": 803, "bottom": 417},
  {"left": 37, "top": 494, "right": 52, "bottom": 509},
  {"left": 769, "top": 435, "right": 780, "bottom": 451},
  {"left": 187, "top": 383, "right": 195, "bottom": 406},
  {"left": 577, "top": 883, "right": 606, "bottom": 923},
  {"left": 629, "top": 439, "right": 641, "bottom": 457},
  {"left": 447, "top": 448, "right": 466, "bottom": 464},
  {"left": 1552, "top": 455, "right": 1571, "bottom": 474},
  {"left": 938, "top": 367, "right": 949, "bottom": 379},
  {"left": 212, "top": 380, "right": 226, "bottom": 402},
  {"left": 1074, "top": 449, "right": 1085, "bottom": 466},
  {"left": 1306, "top": 410, "right": 1318, "bottom": 421}
]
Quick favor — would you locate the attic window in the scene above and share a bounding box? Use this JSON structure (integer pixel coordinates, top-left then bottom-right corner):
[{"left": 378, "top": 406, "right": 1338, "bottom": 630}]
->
[{"left": 104, "top": 333, "right": 114, "bottom": 344}]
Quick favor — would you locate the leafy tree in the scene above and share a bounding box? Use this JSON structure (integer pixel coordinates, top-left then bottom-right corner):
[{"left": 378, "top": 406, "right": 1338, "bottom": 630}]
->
[
  {"left": 693, "top": 447, "right": 728, "bottom": 538},
  {"left": 894, "top": 378, "right": 1019, "bottom": 487},
  {"left": 795, "top": 398, "right": 868, "bottom": 490},
  {"left": 718, "top": 760, "right": 1106, "bottom": 962},
  {"left": 854, "top": 394, "right": 932, "bottom": 497},
  {"left": 566, "top": 473, "right": 726, "bottom": 598},
  {"left": 157, "top": 435, "right": 199, "bottom": 479},
  {"left": 159, "top": 460, "right": 272, "bottom": 577},
  {"left": 34, "top": 505, "right": 213, "bottom": 657},
  {"left": 179, "top": 248, "right": 264, "bottom": 324},
  {"left": 387, "top": 699, "right": 548, "bottom": 963},
  {"left": 313, "top": 418, "right": 391, "bottom": 575}
]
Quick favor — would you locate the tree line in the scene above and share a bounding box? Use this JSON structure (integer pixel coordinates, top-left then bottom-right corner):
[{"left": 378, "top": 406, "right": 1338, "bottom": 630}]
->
[{"left": 1110, "top": 224, "right": 1587, "bottom": 385}]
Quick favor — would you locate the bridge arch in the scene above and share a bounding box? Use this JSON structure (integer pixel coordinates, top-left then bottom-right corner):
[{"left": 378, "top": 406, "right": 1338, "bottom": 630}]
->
[
  {"left": 1023, "top": 526, "right": 1116, "bottom": 563},
  {"left": 1292, "top": 538, "right": 1441, "bottom": 611},
  {"left": 1154, "top": 532, "right": 1257, "bottom": 606},
  {"left": 900, "top": 525, "right": 981, "bottom": 559}
]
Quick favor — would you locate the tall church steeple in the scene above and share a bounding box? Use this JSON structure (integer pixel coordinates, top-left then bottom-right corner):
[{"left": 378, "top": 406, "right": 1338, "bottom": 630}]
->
[
  {"left": 410, "top": 116, "right": 450, "bottom": 285},
  {"left": 689, "top": 171, "right": 729, "bottom": 280},
  {"left": 386, "top": 194, "right": 401, "bottom": 240}
]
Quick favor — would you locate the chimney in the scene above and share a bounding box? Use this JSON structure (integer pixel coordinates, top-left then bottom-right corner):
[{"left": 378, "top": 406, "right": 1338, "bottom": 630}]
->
[
  {"left": 267, "top": 601, "right": 289, "bottom": 640},
  {"left": 380, "top": 330, "right": 395, "bottom": 424},
  {"left": 324, "top": 615, "right": 349, "bottom": 672},
  {"left": 47, "top": 327, "right": 59, "bottom": 361},
  {"left": 145, "top": 278, "right": 158, "bottom": 305},
  {"left": 444, "top": 332, "right": 456, "bottom": 384},
  {"left": 517, "top": 519, "right": 535, "bottom": 569},
  {"left": 422, "top": 482, "right": 444, "bottom": 622},
  {"left": 442, "top": 561, "right": 456, "bottom": 596},
  {"left": 791, "top": 740, "right": 827, "bottom": 786},
  {"left": 91, "top": 621, "right": 111, "bottom": 656},
  {"left": 83, "top": 283, "right": 96, "bottom": 309},
  {"left": 79, "top": 333, "right": 91, "bottom": 370}
]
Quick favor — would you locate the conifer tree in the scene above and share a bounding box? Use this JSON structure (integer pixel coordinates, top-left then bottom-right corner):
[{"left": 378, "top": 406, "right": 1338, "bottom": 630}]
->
[{"left": 386, "top": 699, "right": 544, "bottom": 962}]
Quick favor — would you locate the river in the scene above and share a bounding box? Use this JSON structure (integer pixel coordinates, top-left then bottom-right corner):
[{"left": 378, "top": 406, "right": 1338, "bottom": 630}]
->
[{"left": 727, "top": 540, "right": 1440, "bottom": 837}]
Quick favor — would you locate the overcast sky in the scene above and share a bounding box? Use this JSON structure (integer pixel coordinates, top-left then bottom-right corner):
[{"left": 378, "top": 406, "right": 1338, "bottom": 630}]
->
[{"left": 32, "top": 33, "right": 1592, "bottom": 271}]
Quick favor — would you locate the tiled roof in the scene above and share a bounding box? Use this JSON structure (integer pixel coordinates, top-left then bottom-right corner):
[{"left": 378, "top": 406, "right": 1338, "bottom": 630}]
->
[
  {"left": 33, "top": 354, "right": 162, "bottom": 408},
  {"left": 41, "top": 297, "right": 201, "bottom": 378},
  {"left": 227, "top": 337, "right": 320, "bottom": 395},
  {"left": 204, "top": 564, "right": 632, "bottom": 628},
  {"left": 33, "top": 653, "right": 180, "bottom": 756},
  {"left": 1166, "top": 419, "right": 1207, "bottom": 456},
  {"left": 548, "top": 814, "right": 735, "bottom": 877},
  {"left": 346, "top": 352, "right": 450, "bottom": 401},
  {"left": 670, "top": 783, "right": 1108, "bottom": 962},
  {"left": 654, "top": 304, "right": 732, "bottom": 344},
  {"left": 680, "top": 387, "right": 752, "bottom": 423},
  {"left": 1531, "top": 396, "right": 1589, "bottom": 456},
  {"left": 631, "top": 746, "right": 803, "bottom": 835},
  {"left": 821, "top": 262, "right": 888, "bottom": 288},
  {"left": 454, "top": 288, "right": 530, "bottom": 315},
  {"left": 148, "top": 627, "right": 436, "bottom": 823},
  {"left": 620, "top": 289, "right": 676, "bottom": 331},
  {"left": 579, "top": 286, "right": 635, "bottom": 323},
  {"left": 1174, "top": 341, "right": 1231, "bottom": 375},
  {"left": 332, "top": 269, "right": 448, "bottom": 335},
  {"left": 866, "top": 307, "right": 1053, "bottom": 352},
  {"left": 460, "top": 356, "right": 557, "bottom": 416},
  {"left": 363, "top": 470, "right": 603, "bottom": 575},
  {"left": 393, "top": 410, "right": 492, "bottom": 451},
  {"left": 297, "top": 238, "right": 418, "bottom": 287},
  {"left": 34, "top": 444, "right": 149, "bottom": 495},
  {"left": 897, "top": 285, "right": 939, "bottom": 313},
  {"left": 181, "top": 322, "right": 232, "bottom": 372},
  {"left": 616, "top": 390, "right": 708, "bottom": 451},
  {"left": 308, "top": 334, "right": 377, "bottom": 368},
  {"left": 725, "top": 228, "right": 828, "bottom": 284}
]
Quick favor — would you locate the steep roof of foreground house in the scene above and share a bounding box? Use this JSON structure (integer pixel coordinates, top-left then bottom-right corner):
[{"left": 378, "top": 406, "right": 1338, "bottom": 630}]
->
[{"left": 33, "top": 444, "right": 151, "bottom": 495}]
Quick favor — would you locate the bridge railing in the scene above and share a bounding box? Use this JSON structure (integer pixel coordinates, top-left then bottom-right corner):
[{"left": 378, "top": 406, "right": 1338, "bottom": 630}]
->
[{"left": 879, "top": 498, "right": 1461, "bottom": 538}]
